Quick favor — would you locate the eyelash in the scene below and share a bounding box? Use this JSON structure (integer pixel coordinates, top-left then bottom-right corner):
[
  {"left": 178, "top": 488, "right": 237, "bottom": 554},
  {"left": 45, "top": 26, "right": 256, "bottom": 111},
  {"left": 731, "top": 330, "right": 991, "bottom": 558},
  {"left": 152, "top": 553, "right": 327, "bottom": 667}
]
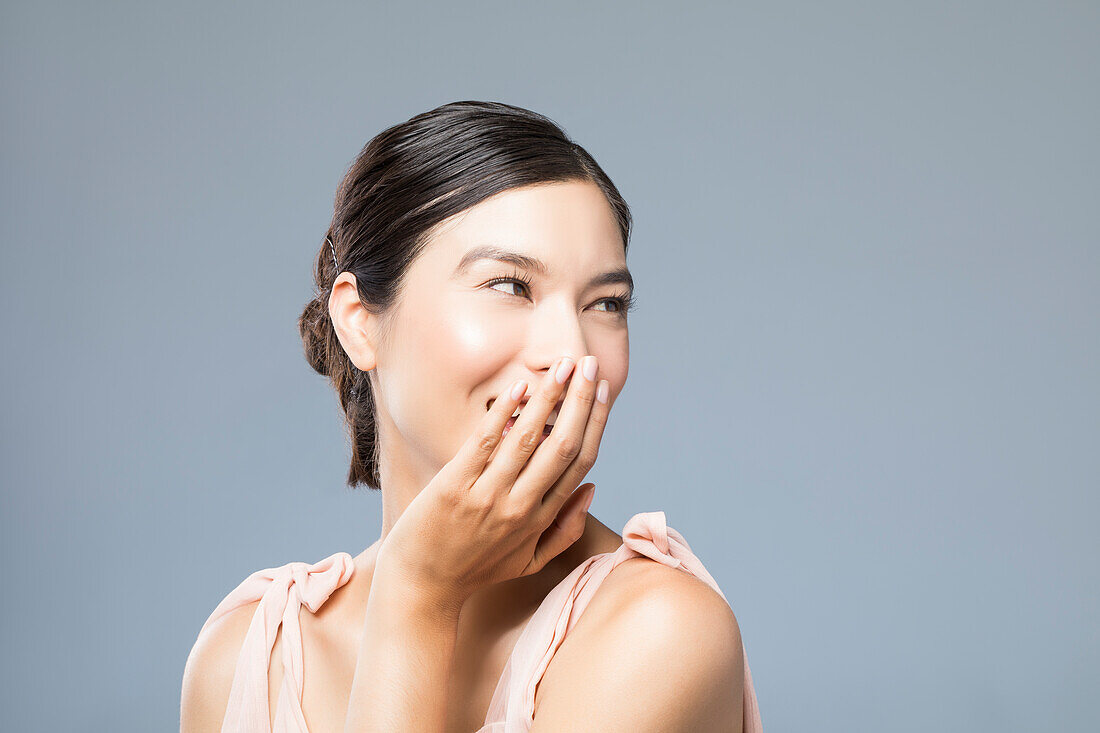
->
[{"left": 484, "top": 271, "right": 638, "bottom": 316}]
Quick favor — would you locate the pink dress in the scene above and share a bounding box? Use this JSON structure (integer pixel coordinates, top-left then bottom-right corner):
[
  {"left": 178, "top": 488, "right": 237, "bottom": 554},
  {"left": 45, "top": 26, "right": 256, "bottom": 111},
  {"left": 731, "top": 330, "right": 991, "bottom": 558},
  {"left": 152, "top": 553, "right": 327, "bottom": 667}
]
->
[{"left": 199, "top": 511, "right": 763, "bottom": 732}]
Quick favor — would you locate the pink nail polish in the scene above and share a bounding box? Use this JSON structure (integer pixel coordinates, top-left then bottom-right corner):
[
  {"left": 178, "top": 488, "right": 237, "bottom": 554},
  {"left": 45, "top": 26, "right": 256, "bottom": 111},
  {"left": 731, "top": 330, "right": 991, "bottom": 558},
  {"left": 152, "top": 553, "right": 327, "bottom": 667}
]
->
[
  {"left": 510, "top": 380, "right": 527, "bottom": 401},
  {"left": 555, "top": 357, "right": 575, "bottom": 384},
  {"left": 596, "top": 380, "right": 609, "bottom": 404}
]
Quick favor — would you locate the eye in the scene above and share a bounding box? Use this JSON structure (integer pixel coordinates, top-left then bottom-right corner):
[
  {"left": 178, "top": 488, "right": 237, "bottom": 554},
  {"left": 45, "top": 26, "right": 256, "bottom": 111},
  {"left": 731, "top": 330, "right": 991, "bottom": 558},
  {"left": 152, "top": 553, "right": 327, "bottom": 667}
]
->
[
  {"left": 486, "top": 276, "right": 532, "bottom": 298},
  {"left": 593, "top": 292, "right": 638, "bottom": 315},
  {"left": 483, "top": 274, "right": 637, "bottom": 318}
]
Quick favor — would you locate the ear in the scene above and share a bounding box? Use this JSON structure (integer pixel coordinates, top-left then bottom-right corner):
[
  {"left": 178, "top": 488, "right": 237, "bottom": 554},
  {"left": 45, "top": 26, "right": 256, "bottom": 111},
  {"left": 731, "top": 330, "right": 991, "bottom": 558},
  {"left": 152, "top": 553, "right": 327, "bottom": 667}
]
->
[{"left": 328, "top": 272, "right": 380, "bottom": 372}]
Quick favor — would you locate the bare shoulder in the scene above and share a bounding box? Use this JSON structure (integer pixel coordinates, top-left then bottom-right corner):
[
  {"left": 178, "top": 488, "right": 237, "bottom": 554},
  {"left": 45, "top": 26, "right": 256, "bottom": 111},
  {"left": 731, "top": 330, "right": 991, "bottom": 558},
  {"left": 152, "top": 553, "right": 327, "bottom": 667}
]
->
[
  {"left": 531, "top": 556, "right": 746, "bottom": 732},
  {"left": 180, "top": 599, "right": 259, "bottom": 733},
  {"left": 565, "top": 555, "right": 744, "bottom": 656}
]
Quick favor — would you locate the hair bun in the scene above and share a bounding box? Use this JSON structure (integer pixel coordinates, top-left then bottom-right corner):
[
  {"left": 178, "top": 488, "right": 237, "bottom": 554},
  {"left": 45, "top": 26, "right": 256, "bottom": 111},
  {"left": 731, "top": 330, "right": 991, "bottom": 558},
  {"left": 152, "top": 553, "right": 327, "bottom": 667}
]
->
[{"left": 298, "top": 295, "right": 332, "bottom": 377}]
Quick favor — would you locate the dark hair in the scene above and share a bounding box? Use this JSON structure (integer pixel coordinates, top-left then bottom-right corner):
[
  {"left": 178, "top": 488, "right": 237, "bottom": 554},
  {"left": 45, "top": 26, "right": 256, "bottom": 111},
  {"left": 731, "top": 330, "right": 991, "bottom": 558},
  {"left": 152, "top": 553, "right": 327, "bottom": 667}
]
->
[{"left": 298, "top": 100, "right": 633, "bottom": 490}]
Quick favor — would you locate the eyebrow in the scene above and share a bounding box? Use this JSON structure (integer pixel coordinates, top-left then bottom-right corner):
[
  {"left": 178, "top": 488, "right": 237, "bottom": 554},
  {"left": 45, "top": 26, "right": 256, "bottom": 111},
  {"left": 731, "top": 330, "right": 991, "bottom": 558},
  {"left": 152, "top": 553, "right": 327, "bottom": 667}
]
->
[{"left": 453, "top": 245, "right": 634, "bottom": 297}]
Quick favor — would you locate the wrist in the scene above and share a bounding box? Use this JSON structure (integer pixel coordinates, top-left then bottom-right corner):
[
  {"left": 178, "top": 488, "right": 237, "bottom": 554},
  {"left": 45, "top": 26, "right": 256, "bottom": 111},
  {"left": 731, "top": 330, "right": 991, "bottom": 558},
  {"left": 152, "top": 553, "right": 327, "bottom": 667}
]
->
[{"left": 371, "top": 553, "right": 467, "bottom": 623}]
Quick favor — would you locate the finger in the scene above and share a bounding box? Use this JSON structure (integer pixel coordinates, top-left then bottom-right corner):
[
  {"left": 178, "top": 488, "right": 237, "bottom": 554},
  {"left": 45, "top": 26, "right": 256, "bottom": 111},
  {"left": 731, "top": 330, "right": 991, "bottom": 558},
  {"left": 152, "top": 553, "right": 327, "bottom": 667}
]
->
[
  {"left": 449, "top": 378, "right": 529, "bottom": 486},
  {"left": 513, "top": 354, "right": 599, "bottom": 509},
  {"left": 476, "top": 356, "right": 575, "bottom": 497},
  {"left": 522, "top": 483, "right": 595, "bottom": 576},
  {"left": 534, "top": 377, "right": 610, "bottom": 527}
]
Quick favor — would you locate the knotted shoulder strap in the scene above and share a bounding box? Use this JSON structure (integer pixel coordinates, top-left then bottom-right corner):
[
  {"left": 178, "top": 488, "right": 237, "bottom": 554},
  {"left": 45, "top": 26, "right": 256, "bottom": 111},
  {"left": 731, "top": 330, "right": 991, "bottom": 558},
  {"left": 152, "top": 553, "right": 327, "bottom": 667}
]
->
[
  {"left": 199, "top": 552, "right": 356, "bottom": 733},
  {"left": 479, "top": 511, "right": 762, "bottom": 732}
]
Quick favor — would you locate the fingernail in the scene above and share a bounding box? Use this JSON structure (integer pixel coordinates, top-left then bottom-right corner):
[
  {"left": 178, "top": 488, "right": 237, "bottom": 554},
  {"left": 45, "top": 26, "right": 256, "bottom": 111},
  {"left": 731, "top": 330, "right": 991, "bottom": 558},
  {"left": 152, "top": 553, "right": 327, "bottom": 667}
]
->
[
  {"left": 596, "top": 379, "right": 609, "bottom": 404},
  {"left": 582, "top": 485, "right": 596, "bottom": 513},
  {"left": 510, "top": 380, "right": 527, "bottom": 401},
  {"left": 555, "top": 357, "right": 575, "bottom": 384},
  {"left": 581, "top": 355, "right": 597, "bottom": 381}
]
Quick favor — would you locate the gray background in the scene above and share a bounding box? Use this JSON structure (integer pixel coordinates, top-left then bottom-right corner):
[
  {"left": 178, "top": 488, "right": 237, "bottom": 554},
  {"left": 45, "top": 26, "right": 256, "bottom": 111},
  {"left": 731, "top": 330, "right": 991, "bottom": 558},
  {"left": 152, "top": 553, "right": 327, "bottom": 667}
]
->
[{"left": 2, "top": 1, "right": 1096, "bottom": 731}]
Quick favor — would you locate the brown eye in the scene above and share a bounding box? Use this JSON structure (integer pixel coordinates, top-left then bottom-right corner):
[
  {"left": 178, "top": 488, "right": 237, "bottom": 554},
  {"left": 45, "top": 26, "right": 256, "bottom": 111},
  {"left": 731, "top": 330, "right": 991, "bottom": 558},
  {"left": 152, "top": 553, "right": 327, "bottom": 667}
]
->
[
  {"left": 484, "top": 275, "right": 636, "bottom": 318},
  {"left": 486, "top": 277, "right": 529, "bottom": 298},
  {"left": 594, "top": 294, "right": 637, "bottom": 317}
]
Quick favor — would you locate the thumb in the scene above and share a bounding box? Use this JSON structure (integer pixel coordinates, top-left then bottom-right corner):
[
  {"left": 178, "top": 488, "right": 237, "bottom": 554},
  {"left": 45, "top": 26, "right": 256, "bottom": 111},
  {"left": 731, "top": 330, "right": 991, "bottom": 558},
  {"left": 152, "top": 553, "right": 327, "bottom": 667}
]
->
[
  {"left": 553, "top": 482, "right": 597, "bottom": 544},
  {"left": 528, "top": 484, "right": 596, "bottom": 575},
  {"left": 560, "top": 483, "right": 596, "bottom": 527}
]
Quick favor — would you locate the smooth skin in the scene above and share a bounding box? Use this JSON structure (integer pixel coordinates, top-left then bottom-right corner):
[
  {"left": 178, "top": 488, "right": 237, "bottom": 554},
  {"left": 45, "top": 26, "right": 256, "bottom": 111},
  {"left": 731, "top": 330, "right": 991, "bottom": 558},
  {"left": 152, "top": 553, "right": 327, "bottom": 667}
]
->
[
  {"left": 181, "top": 181, "right": 744, "bottom": 733},
  {"left": 346, "top": 356, "right": 604, "bottom": 731}
]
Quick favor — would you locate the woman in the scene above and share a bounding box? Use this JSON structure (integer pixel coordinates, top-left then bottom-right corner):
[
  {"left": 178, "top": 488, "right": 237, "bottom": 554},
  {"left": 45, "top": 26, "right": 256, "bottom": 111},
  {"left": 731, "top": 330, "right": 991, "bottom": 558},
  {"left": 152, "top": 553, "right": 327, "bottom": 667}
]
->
[{"left": 181, "top": 100, "right": 762, "bottom": 732}]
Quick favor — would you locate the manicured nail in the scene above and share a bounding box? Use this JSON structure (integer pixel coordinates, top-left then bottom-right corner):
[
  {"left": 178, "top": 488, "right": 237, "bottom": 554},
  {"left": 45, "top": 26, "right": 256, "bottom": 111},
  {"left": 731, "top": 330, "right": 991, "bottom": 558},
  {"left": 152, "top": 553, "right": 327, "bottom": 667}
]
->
[
  {"left": 555, "top": 357, "right": 575, "bottom": 384},
  {"left": 596, "top": 379, "right": 609, "bottom": 404},
  {"left": 582, "top": 485, "right": 596, "bottom": 513},
  {"left": 510, "top": 380, "right": 527, "bottom": 401},
  {"left": 581, "top": 355, "right": 597, "bottom": 381}
]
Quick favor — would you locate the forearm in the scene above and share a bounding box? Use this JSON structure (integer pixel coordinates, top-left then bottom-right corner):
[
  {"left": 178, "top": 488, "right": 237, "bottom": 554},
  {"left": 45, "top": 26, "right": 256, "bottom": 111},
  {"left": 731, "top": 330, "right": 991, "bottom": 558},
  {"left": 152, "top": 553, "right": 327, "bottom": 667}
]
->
[{"left": 342, "top": 560, "right": 464, "bottom": 733}]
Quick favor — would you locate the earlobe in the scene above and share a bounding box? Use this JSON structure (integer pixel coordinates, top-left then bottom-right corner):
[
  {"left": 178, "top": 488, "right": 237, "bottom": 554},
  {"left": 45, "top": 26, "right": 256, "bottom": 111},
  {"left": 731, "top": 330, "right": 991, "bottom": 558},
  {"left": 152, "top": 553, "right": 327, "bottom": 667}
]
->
[{"left": 328, "top": 273, "right": 379, "bottom": 372}]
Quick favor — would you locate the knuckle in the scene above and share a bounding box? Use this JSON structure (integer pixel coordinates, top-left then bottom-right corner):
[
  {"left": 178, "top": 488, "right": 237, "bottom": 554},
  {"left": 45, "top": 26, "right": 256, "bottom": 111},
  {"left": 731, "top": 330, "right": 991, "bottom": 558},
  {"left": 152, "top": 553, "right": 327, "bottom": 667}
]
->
[
  {"left": 579, "top": 446, "right": 598, "bottom": 470},
  {"left": 515, "top": 427, "right": 542, "bottom": 452},
  {"left": 553, "top": 433, "right": 581, "bottom": 461},
  {"left": 499, "top": 500, "right": 528, "bottom": 527},
  {"left": 437, "top": 485, "right": 464, "bottom": 510},
  {"left": 465, "top": 494, "right": 492, "bottom": 522},
  {"left": 477, "top": 429, "right": 499, "bottom": 454},
  {"left": 468, "top": 487, "right": 493, "bottom": 511}
]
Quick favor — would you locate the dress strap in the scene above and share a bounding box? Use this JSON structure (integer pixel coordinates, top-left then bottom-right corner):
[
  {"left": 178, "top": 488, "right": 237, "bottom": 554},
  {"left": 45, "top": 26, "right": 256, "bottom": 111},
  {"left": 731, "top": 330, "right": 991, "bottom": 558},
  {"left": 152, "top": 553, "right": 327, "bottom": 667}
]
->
[
  {"left": 199, "top": 552, "right": 356, "bottom": 733},
  {"left": 620, "top": 512, "right": 762, "bottom": 731},
  {"left": 479, "top": 511, "right": 762, "bottom": 732}
]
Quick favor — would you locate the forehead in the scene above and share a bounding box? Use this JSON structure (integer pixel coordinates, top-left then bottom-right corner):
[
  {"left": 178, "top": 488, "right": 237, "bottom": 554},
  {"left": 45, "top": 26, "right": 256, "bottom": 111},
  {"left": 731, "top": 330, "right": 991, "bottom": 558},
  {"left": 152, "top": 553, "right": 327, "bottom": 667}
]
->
[{"left": 419, "top": 180, "right": 626, "bottom": 272}]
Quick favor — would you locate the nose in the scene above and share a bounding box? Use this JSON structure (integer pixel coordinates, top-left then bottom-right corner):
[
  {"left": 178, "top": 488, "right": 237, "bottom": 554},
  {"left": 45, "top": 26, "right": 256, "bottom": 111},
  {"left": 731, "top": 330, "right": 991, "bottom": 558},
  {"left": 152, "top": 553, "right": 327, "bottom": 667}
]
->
[
  {"left": 504, "top": 295, "right": 601, "bottom": 401},
  {"left": 540, "top": 301, "right": 593, "bottom": 365}
]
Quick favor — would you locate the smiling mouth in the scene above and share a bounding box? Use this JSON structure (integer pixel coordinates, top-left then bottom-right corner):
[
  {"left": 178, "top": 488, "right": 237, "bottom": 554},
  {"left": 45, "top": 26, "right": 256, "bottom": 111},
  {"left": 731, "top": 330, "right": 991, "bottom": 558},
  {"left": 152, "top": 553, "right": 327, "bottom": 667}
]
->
[{"left": 487, "top": 397, "right": 565, "bottom": 439}]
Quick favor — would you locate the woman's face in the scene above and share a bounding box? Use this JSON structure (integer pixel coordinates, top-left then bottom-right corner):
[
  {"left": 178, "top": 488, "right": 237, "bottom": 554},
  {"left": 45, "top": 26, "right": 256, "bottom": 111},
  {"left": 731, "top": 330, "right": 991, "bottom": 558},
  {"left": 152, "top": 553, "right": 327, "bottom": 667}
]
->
[{"left": 368, "top": 179, "right": 631, "bottom": 475}]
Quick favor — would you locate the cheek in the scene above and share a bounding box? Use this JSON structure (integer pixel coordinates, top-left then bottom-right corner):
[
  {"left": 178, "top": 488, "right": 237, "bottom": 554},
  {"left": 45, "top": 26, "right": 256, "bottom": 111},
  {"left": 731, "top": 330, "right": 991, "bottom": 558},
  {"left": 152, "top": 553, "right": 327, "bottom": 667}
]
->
[
  {"left": 423, "top": 307, "right": 513, "bottom": 388},
  {"left": 380, "top": 315, "right": 474, "bottom": 460},
  {"left": 443, "top": 311, "right": 504, "bottom": 361},
  {"left": 400, "top": 301, "right": 517, "bottom": 436},
  {"left": 602, "top": 358, "right": 628, "bottom": 404},
  {"left": 594, "top": 334, "right": 629, "bottom": 399}
]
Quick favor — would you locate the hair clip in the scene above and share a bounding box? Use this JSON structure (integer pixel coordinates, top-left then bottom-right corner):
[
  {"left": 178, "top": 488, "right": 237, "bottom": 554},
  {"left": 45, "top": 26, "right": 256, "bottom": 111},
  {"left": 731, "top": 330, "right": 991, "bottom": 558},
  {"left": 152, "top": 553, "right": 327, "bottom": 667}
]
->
[{"left": 327, "top": 235, "right": 339, "bottom": 271}]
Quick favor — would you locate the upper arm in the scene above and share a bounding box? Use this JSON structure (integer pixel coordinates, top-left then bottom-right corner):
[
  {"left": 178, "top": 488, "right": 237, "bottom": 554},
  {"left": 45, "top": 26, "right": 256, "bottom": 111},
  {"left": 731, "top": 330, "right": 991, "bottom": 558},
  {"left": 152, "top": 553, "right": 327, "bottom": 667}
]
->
[
  {"left": 180, "top": 600, "right": 258, "bottom": 733},
  {"left": 530, "top": 559, "right": 746, "bottom": 733}
]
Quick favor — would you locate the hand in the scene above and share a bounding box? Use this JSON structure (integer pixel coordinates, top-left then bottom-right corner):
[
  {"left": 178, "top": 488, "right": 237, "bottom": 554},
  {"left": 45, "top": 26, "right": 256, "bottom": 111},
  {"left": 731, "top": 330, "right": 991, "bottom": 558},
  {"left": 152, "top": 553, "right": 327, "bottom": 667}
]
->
[{"left": 376, "top": 355, "right": 610, "bottom": 612}]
